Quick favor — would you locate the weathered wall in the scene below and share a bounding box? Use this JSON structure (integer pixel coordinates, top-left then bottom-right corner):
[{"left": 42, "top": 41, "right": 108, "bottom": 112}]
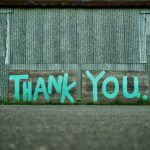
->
[
  {"left": 9, "top": 9, "right": 141, "bottom": 64},
  {"left": 0, "top": 13, "right": 9, "bottom": 100},
  {"left": 0, "top": 8, "right": 150, "bottom": 102}
]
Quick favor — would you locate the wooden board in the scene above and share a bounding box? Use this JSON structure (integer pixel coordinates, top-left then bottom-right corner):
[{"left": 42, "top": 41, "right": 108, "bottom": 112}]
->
[
  {"left": 82, "top": 70, "right": 149, "bottom": 103},
  {"left": 8, "top": 70, "right": 149, "bottom": 104},
  {"left": 8, "top": 70, "right": 77, "bottom": 103}
]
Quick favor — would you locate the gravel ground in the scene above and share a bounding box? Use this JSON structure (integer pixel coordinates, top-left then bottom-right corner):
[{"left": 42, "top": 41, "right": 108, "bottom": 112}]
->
[{"left": 0, "top": 105, "right": 150, "bottom": 150}]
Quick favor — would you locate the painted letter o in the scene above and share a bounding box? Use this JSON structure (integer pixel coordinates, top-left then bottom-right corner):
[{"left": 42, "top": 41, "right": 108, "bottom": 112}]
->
[{"left": 102, "top": 77, "right": 119, "bottom": 99}]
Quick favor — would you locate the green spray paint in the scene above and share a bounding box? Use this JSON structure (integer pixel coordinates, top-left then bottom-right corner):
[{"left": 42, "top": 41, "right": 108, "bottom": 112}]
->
[
  {"left": 123, "top": 76, "right": 140, "bottom": 99},
  {"left": 86, "top": 71, "right": 105, "bottom": 102},
  {"left": 102, "top": 77, "right": 119, "bottom": 99},
  {"left": 9, "top": 75, "right": 28, "bottom": 101},
  {"left": 23, "top": 81, "right": 32, "bottom": 101},
  {"left": 48, "top": 75, "right": 63, "bottom": 94},
  {"left": 33, "top": 77, "right": 49, "bottom": 101},
  {"left": 61, "top": 73, "right": 76, "bottom": 104}
]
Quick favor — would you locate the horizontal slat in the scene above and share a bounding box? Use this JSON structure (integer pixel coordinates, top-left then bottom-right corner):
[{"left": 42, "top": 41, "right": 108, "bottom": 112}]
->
[{"left": 9, "top": 64, "right": 147, "bottom": 71}]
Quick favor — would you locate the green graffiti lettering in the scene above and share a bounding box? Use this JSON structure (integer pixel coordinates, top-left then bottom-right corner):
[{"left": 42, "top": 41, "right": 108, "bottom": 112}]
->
[
  {"left": 61, "top": 73, "right": 76, "bottom": 104},
  {"left": 48, "top": 75, "right": 63, "bottom": 94},
  {"left": 102, "top": 77, "right": 119, "bottom": 99},
  {"left": 123, "top": 76, "right": 140, "bottom": 99},
  {"left": 9, "top": 75, "right": 28, "bottom": 101},
  {"left": 23, "top": 81, "right": 32, "bottom": 102},
  {"left": 86, "top": 71, "right": 105, "bottom": 102},
  {"left": 33, "top": 77, "right": 49, "bottom": 101}
]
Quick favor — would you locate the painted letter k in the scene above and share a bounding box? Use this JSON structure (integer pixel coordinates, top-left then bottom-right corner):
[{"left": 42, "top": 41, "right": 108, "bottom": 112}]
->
[{"left": 61, "top": 73, "right": 76, "bottom": 104}]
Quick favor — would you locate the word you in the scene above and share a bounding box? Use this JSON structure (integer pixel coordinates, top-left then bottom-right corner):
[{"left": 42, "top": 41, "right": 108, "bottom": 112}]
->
[{"left": 9, "top": 71, "right": 147, "bottom": 103}]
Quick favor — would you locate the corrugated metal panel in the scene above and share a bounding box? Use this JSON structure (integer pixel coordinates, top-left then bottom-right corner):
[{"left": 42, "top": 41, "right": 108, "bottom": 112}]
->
[
  {"left": 146, "top": 14, "right": 150, "bottom": 59},
  {"left": 123, "top": 10, "right": 140, "bottom": 63},
  {"left": 60, "top": 9, "right": 77, "bottom": 64},
  {"left": 0, "top": 14, "right": 7, "bottom": 57},
  {"left": 9, "top": 9, "right": 141, "bottom": 64},
  {"left": 0, "top": 14, "right": 8, "bottom": 100},
  {"left": 26, "top": 9, "right": 44, "bottom": 64},
  {"left": 146, "top": 35, "right": 150, "bottom": 55},
  {"left": 77, "top": 9, "right": 94, "bottom": 64},
  {"left": 0, "top": 9, "right": 12, "bottom": 13},
  {"left": 0, "top": 58, "right": 9, "bottom": 100},
  {"left": 141, "top": 9, "right": 150, "bottom": 14},
  {"left": 147, "top": 55, "right": 150, "bottom": 97},
  {"left": 10, "top": 9, "right": 27, "bottom": 64},
  {"left": 139, "top": 13, "right": 147, "bottom": 63},
  {"left": 43, "top": 9, "right": 60, "bottom": 63},
  {"left": 102, "top": 10, "right": 117, "bottom": 63},
  {"left": 93, "top": 10, "right": 104, "bottom": 63},
  {"left": 146, "top": 14, "right": 150, "bottom": 36}
]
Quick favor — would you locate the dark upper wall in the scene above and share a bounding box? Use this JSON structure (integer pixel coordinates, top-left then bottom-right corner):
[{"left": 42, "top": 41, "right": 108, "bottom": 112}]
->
[{"left": 0, "top": 0, "right": 150, "bottom": 8}]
